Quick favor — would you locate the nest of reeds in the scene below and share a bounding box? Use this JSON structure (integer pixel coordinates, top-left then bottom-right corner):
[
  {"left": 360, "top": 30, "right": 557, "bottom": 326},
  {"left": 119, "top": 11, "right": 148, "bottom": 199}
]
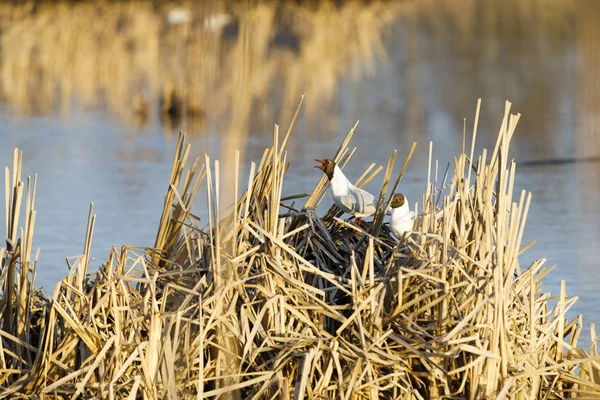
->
[{"left": 1, "top": 100, "right": 600, "bottom": 399}]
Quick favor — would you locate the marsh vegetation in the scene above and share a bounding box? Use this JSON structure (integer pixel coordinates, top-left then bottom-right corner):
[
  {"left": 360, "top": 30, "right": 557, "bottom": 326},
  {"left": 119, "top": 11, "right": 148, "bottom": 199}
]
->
[{"left": 1, "top": 100, "right": 599, "bottom": 398}]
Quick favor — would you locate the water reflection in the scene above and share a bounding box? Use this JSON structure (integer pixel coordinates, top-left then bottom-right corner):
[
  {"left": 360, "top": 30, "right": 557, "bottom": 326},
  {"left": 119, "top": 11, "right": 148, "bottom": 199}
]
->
[{"left": 1, "top": 0, "right": 600, "bottom": 347}]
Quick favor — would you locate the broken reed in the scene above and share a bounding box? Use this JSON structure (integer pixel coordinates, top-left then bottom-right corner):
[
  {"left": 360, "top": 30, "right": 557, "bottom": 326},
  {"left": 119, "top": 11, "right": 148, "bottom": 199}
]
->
[{"left": 1, "top": 100, "right": 600, "bottom": 399}]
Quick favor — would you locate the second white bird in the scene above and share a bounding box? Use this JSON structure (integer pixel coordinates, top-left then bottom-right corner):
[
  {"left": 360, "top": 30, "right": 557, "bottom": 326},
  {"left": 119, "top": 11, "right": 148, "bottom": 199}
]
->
[{"left": 389, "top": 193, "right": 415, "bottom": 239}]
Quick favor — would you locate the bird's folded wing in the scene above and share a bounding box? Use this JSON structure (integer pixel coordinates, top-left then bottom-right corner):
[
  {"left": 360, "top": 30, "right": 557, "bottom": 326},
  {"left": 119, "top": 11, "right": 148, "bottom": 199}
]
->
[
  {"left": 340, "top": 188, "right": 377, "bottom": 215},
  {"left": 397, "top": 211, "right": 416, "bottom": 223}
]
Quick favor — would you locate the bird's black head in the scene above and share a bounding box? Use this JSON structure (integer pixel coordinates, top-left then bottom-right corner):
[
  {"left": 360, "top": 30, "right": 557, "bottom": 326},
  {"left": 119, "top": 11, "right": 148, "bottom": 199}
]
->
[
  {"left": 314, "top": 159, "right": 336, "bottom": 180},
  {"left": 390, "top": 193, "right": 406, "bottom": 208}
]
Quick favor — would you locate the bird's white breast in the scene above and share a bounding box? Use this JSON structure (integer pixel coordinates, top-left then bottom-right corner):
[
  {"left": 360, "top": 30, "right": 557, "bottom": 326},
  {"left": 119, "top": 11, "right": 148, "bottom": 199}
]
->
[
  {"left": 391, "top": 203, "right": 415, "bottom": 238},
  {"left": 329, "top": 165, "right": 351, "bottom": 197}
]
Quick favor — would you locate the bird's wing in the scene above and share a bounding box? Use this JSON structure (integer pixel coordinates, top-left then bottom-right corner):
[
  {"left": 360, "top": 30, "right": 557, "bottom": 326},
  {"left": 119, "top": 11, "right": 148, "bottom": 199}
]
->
[
  {"left": 340, "top": 187, "right": 377, "bottom": 215},
  {"left": 397, "top": 210, "right": 416, "bottom": 223}
]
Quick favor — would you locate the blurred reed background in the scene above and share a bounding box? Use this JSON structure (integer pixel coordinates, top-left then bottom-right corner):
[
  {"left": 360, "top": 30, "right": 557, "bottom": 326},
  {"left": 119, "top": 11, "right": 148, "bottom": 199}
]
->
[
  {"left": 0, "top": 0, "right": 588, "bottom": 164},
  {"left": 0, "top": 0, "right": 590, "bottom": 160},
  {"left": 0, "top": 0, "right": 398, "bottom": 137}
]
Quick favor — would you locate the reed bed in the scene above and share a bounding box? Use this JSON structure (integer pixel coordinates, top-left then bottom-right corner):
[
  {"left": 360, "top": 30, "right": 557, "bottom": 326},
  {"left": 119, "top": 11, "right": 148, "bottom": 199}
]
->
[{"left": 1, "top": 100, "right": 600, "bottom": 399}]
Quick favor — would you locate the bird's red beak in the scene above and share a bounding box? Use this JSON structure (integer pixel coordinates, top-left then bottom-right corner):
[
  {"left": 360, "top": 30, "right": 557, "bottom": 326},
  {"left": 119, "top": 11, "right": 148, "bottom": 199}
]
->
[{"left": 314, "top": 159, "right": 326, "bottom": 171}]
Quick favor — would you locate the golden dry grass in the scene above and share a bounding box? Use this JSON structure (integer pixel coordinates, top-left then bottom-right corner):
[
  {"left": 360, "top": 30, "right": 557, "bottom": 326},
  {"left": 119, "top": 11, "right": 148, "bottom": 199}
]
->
[{"left": 1, "top": 100, "right": 600, "bottom": 399}]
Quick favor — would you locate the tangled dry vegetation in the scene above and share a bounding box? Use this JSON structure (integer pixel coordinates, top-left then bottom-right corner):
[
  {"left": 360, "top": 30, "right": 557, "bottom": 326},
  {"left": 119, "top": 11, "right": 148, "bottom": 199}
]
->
[{"left": 2, "top": 101, "right": 600, "bottom": 399}]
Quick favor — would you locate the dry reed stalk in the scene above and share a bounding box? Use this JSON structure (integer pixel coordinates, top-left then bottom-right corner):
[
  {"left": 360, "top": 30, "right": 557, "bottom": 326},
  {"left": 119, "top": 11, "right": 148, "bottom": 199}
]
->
[{"left": 1, "top": 99, "right": 600, "bottom": 399}]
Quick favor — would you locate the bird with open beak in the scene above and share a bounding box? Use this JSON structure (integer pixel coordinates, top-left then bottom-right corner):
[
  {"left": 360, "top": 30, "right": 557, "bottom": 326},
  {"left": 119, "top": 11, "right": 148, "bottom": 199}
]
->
[{"left": 314, "top": 158, "right": 378, "bottom": 224}]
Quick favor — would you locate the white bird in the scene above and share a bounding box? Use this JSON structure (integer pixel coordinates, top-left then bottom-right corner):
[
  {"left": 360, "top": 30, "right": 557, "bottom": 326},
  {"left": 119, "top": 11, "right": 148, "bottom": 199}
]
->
[
  {"left": 167, "top": 8, "right": 191, "bottom": 25},
  {"left": 204, "top": 14, "right": 232, "bottom": 31},
  {"left": 389, "top": 193, "right": 415, "bottom": 239},
  {"left": 315, "top": 159, "right": 377, "bottom": 224}
]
